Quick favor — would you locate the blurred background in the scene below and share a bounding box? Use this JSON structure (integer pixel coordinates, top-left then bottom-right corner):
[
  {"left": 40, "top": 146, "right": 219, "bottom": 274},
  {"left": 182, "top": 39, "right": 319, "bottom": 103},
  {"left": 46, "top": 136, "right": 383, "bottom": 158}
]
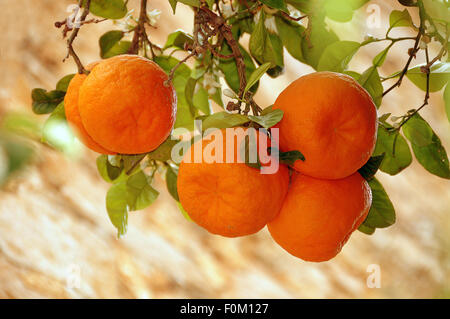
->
[{"left": 0, "top": 0, "right": 449, "bottom": 298}]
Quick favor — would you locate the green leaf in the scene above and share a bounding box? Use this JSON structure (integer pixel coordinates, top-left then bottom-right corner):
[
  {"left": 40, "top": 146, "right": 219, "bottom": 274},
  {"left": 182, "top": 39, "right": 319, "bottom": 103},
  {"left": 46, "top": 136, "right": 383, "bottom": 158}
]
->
[
  {"left": 147, "top": 137, "right": 179, "bottom": 162},
  {"left": 106, "top": 182, "right": 128, "bottom": 237},
  {"left": 402, "top": 114, "right": 450, "bottom": 179},
  {"left": 358, "top": 67, "right": 383, "bottom": 107},
  {"left": 373, "top": 127, "right": 412, "bottom": 175},
  {"left": 0, "top": 138, "right": 33, "bottom": 185},
  {"left": 84, "top": 0, "right": 128, "bottom": 19},
  {"left": 41, "top": 102, "right": 80, "bottom": 155},
  {"left": 198, "top": 112, "right": 249, "bottom": 131},
  {"left": 248, "top": 109, "right": 284, "bottom": 128},
  {"left": 422, "top": 0, "right": 450, "bottom": 24},
  {"left": 406, "top": 62, "right": 450, "bottom": 92},
  {"left": 279, "top": 150, "right": 305, "bottom": 166},
  {"left": 193, "top": 85, "right": 211, "bottom": 115},
  {"left": 324, "top": 0, "right": 354, "bottom": 22},
  {"left": 168, "top": 0, "right": 177, "bottom": 13},
  {"left": 358, "top": 154, "right": 385, "bottom": 180},
  {"left": 249, "top": 11, "right": 283, "bottom": 70},
  {"left": 126, "top": 171, "right": 159, "bottom": 211},
  {"left": 177, "top": 0, "right": 200, "bottom": 7},
  {"left": 96, "top": 154, "right": 123, "bottom": 183},
  {"left": 361, "top": 178, "right": 396, "bottom": 229},
  {"left": 244, "top": 62, "right": 272, "bottom": 94},
  {"left": 177, "top": 202, "right": 192, "bottom": 221},
  {"left": 301, "top": 16, "right": 339, "bottom": 69},
  {"left": 389, "top": 9, "right": 413, "bottom": 29},
  {"left": 164, "top": 30, "right": 193, "bottom": 50},
  {"left": 445, "top": 84, "right": 450, "bottom": 122},
  {"left": 56, "top": 74, "right": 75, "bottom": 92},
  {"left": 218, "top": 44, "right": 257, "bottom": 94},
  {"left": 317, "top": 41, "right": 360, "bottom": 72},
  {"left": 259, "top": 0, "right": 289, "bottom": 12},
  {"left": 166, "top": 165, "right": 179, "bottom": 201},
  {"left": 99, "top": 30, "right": 131, "bottom": 58},
  {"left": 31, "top": 88, "right": 65, "bottom": 114},
  {"left": 275, "top": 17, "right": 305, "bottom": 62},
  {"left": 122, "top": 154, "right": 146, "bottom": 175},
  {"left": 154, "top": 56, "right": 194, "bottom": 129},
  {"left": 358, "top": 223, "right": 376, "bottom": 235},
  {"left": 402, "top": 114, "right": 434, "bottom": 147},
  {"left": 373, "top": 45, "right": 392, "bottom": 67}
]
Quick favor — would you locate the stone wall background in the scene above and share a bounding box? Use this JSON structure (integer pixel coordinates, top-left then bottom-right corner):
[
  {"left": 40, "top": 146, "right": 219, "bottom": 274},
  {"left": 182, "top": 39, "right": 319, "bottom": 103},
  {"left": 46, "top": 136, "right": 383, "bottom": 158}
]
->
[{"left": 0, "top": 0, "right": 449, "bottom": 298}]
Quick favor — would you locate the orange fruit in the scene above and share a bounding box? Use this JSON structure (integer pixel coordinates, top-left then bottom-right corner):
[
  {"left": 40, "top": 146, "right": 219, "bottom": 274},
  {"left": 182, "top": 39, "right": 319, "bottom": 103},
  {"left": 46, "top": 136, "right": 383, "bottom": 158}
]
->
[
  {"left": 273, "top": 71, "right": 377, "bottom": 179},
  {"left": 65, "top": 55, "right": 176, "bottom": 154},
  {"left": 64, "top": 62, "right": 115, "bottom": 154},
  {"left": 268, "top": 172, "right": 371, "bottom": 262},
  {"left": 177, "top": 128, "right": 289, "bottom": 238}
]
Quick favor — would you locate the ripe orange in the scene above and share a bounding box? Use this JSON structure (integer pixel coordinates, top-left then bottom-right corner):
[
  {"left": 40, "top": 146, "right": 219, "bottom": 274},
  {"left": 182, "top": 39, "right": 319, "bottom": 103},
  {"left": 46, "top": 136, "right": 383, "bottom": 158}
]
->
[
  {"left": 268, "top": 172, "right": 371, "bottom": 262},
  {"left": 273, "top": 71, "right": 377, "bottom": 179},
  {"left": 65, "top": 55, "right": 176, "bottom": 154},
  {"left": 177, "top": 128, "right": 290, "bottom": 238},
  {"left": 64, "top": 62, "right": 115, "bottom": 154}
]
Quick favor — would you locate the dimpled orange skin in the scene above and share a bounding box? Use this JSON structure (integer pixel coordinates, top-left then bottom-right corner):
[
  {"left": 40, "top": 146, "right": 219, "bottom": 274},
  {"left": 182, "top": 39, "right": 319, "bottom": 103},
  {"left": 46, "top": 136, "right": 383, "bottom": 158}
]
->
[
  {"left": 78, "top": 55, "right": 177, "bottom": 154},
  {"left": 64, "top": 62, "right": 115, "bottom": 154},
  {"left": 268, "top": 172, "right": 372, "bottom": 262},
  {"left": 273, "top": 71, "right": 377, "bottom": 180},
  {"left": 177, "top": 128, "right": 290, "bottom": 238}
]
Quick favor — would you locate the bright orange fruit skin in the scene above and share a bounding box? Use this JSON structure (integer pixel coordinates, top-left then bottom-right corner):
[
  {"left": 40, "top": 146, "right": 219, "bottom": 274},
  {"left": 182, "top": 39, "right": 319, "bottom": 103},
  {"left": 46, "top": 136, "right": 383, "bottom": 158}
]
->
[
  {"left": 268, "top": 172, "right": 371, "bottom": 262},
  {"left": 273, "top": 71, "right": 377, "bottom": 179},
  {"left": 64, "top": 62, "right": 115, "bottom": 154},
  {"left": 177, "top": 128, "right": 290, "bottom": 238},
  {"left": 77, "top": 55, "right": 176, "bottom": 154}
]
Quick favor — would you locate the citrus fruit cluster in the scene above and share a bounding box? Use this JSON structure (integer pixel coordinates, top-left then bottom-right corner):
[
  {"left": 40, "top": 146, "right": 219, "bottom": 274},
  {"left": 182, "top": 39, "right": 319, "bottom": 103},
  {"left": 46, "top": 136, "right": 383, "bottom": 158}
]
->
[
  {"left": 178, "top": 72, "right": 377, "bottom": 262},
  {"left": 64, "top": 55, "right": 176, "bottom": 155}
]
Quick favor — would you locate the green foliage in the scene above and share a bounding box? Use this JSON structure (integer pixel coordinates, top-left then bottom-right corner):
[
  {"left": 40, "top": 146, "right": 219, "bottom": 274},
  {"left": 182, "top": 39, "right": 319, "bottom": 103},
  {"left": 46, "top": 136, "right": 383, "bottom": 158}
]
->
[
  {"left": 99, "top": 30, "right": 131, "bottom": 58},
  {"left": 275, "top": 17, "right": 305, "bottom": 62},
  {"left": 56, "top": 74, "right": 75, "bottom": 92},
  {"left": 403, "top": 114, "right": 450, "bottom": 179},
  {"left": 445, "top": 84, "right": 450, "bottom": 122},
  {"left": 279, "top": 150, "right": 305, "bottom": 166},
  {"left": 197, "top": 112, "right": 249, "bottom": 131},
  {"left": 219, "top": 43, "right": 257, "bottom": 94},
  {"left": 373, "top": 126, "right": 412, "bottom": 175},
  {"left": 83, "top": 0, "right": 128, "bottom": 19},
  {"left": 249, "top": 11, "right": 283, "bottom": 73},
  {"left": 389, "top": 9, "right": 414, "bottom": 29},
  {"left": 164, "top": 30, "right": 194, "bottom": 50},
  {"left": 248, "top": 109, "right": 284, "bottom": 128},
  {"left": 358, "top": 67, "right": 383, "bottom": 107},
  {"left": 0, "top": 137, "right": 34, "bottom": 186},
  {"left": 244, "top": 62, "right": 272, "bottom": 95},
  {"left": 358, "top": 154, "right": 385, "bottom": 180},
  {"left": 259, "top": 0, "right": 289, "bottom": 13},
  {"left": 317, "top": 41, "right": 360, "bottom": 72},
  {"left": 166, "top": 165, "right": 179, "bottom": 201},
  {"left": 406, "top": 62, "right": 450, "bottom": 92},
  {"left": 359, "top": 178, "right": 396, "bottom": 234},
  {"left": 31, "top": 88, "right": 65, "bottom": 114}
]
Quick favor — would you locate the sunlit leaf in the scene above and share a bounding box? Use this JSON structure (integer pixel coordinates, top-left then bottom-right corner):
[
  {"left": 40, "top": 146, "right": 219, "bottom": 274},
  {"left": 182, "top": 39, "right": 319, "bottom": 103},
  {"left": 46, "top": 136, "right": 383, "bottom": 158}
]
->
[
  {"left": 361, "top": 178, "right": 396, "bottom": 228},
  {"left": 126, "top": 171, "right": 159, "bottom": 211},
  {"left": 31, "top": 88, "right": 65, "bottom": 114},
  {"left": 99, "top": 30, "right": 131, "bottom": 58},
  {"left": 248, "top": 109, "right": 283, "bottom": 128},
  {"left": 406, "top": 62, "right": 450, "bottom": 92},
  {"left": 56, "top": 74, "right": 75, "bottom": 92},
  {"left": 317, "top": 41, "right": 360, "bottom": 72},
  {"left": 106, "top": 181, "right": 128, "bottom": 237},
  {"left": 402, "top": 113, "right": 450, "bottom": 179},
  {"left": 389, "top": 9, "right": 413, "bottom": 29},
  {"left": 83, "top": 0, "right": 127, "bottom": 19},
  {"left": 358, "top": 67, "right": 383, "bottom": 107},
  {"left": 373, "top": 127, "right": 412, "bottom": 175}
]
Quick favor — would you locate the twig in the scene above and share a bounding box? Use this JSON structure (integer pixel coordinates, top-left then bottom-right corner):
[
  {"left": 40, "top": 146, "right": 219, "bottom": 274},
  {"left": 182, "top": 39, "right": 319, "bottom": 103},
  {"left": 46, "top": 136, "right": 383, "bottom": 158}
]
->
[
  {"left": 382, "top": 26, "right": 422, "bottom": 97},
  {"left": 128, "top": 0, "right": 160, "bottom": 58},
  {"left": 280, "top": 11, "right": 308, "bottom": 22},
  {"left": 62, "top": 0, "right": 92, "bottom": 74}
]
